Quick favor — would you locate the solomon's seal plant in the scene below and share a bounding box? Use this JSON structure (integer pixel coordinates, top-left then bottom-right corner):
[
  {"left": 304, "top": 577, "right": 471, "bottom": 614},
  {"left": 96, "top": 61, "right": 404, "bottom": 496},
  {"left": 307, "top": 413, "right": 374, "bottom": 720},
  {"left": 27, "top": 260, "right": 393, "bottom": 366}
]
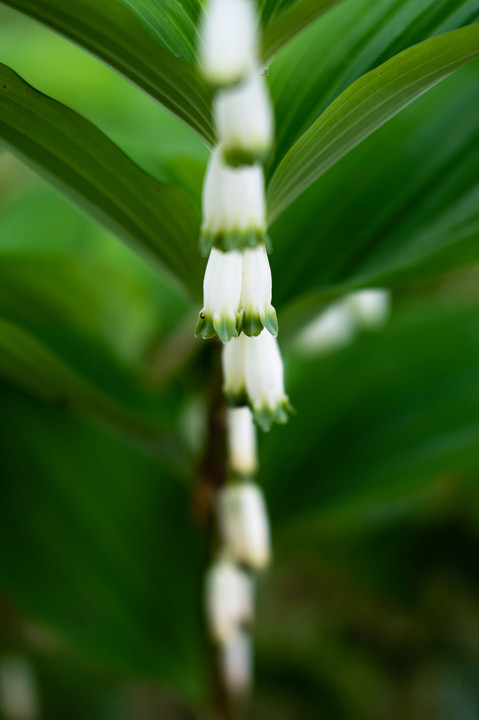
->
[{"left": 1, "top": 0, "right": 479, "bottom": 717}]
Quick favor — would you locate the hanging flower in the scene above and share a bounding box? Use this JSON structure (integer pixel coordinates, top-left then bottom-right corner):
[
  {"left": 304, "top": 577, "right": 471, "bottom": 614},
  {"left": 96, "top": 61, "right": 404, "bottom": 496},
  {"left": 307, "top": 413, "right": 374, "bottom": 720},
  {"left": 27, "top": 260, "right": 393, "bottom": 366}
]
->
[
  {"left": 217, "top": 482, "right": 271, "bottom": 570},
  {"left": 222, "top": 333, "right": 248, "bottom": 406},
  {"left": 198, "top": 0, "right": 258, "bottom": 87},
  {"left": 241, "top": 245, "right": 278, "bottom": 337},
  {"left": 222, "top": 331, "right": 292, "bottom": 431},
  {"left": 205, "top": 558, "right": 254, "bottom": 643},
  {"left": 244, "top": 330, "right": 292, "bottom": 431},
  {"left": 195, "top": 247, "right": 243, "bottom": 343},
  {"left": 227, "top": 407, "right": 257, "bottom": 476},
  {"left": 214, "top": 72, "right": 274, "bottom": 166},
  {"left": 219, "top": 630, "right": 253, "bottom": 697},
  {"left": 200, "top": 147, "right": 268, "bottom": 256}
]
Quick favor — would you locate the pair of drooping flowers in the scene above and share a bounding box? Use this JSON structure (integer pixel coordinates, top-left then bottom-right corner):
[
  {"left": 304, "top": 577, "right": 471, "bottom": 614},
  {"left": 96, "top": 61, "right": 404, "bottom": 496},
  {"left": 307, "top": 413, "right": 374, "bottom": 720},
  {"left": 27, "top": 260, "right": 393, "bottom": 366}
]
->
[
  {"left": 196, "top": 0, "right": 288, "bottom": 695},
  {"left": 196, "top": 0, "right": 291, "bottom": 433}
]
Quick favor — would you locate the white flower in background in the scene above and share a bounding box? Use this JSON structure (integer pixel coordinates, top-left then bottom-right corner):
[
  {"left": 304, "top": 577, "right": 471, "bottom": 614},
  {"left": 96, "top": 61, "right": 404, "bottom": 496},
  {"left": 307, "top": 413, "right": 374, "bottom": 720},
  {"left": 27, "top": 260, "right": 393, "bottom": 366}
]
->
[
  {"left": 217, "top": 482, "right": 271, "bottom": 570},
  {"left": 241, "top": 245, "right": 278, "bottom": 337},
  {"left": 195, "top": 247, "right": 243, "bottom": 342},
  {"left": 205, "top": 559, "right": 254, "bottom": 643},
  {"left": 219, "top": 630, "right": 253, "bottom": 697},
  {"left": 0, "top": 656, "right": 39, "bottom": 720},
  {"left": 215, "top": 72, "right": 274, "bottom": 166},
  {"left": 222, "top": 333, "right": 248, "bottom": 406},
  {"left": 227, "top": 407, "right": 258, "bottom": 476},
  {"left": 348, "top": 289, "right": 391, "bottom": 330},
  {"left": 296, "top": 299, "right": 357, "bottom": 356},
  {"left": 198, "top": 0, "right": 259, "bottom": 87},
  {"left": 200, "top": 147, "right": 267, "bottom": 256},
  {"left": 244, "top": 330, "right": 291, "bottom": 431}
]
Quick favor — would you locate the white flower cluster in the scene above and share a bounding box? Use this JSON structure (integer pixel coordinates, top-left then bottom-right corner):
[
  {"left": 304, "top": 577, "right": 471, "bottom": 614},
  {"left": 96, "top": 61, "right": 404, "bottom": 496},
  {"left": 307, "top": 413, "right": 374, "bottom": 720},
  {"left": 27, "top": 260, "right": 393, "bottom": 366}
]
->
[
  {"left": 196, "top": 0, "right": 291, "bottom": 430},
  {"left": 198, "top": 0, "right": 287, "bottom": 697},
  {"left": 296, "top": 290, "right": 391, "bottom": 356}
]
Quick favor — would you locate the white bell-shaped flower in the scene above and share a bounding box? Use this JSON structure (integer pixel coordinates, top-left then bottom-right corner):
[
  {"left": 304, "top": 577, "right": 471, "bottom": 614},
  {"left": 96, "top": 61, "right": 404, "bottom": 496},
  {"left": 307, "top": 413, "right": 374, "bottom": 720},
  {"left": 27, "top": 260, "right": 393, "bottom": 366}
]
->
[
  {"left": 205, "top": 558, "right": 254, "bottom": 644},
  {"left": 348, "top": 289, "right": 391, "bottom": 330},
  {"left": 241, "top": 245, "right": 278, "bottom": 337},
  {"left": 215, "top": 72, "right": 274, "bottom": 166},
  {"left": 222, "top": 334, "right": 248, "bottom": 406},
  {"left": 217, "top": 482, "right": 271, "bottom": 570},
  {"left": 244, "top": 330, "right": 291, "bottom": 431},
  {"left": 195, "top": 247, "right": 243, "bottom": 342},
  {"left": 227, "top": 407, "right": 257, "bottom": 476},
  {"left": 219, "top": 630, "right": 253, "bottom": 697},
  {"left": 200, "top": 147, "right": 267, "bottom": 256},
  {"left": 198, "top": 0, "right": 259, "bottom": 87}
]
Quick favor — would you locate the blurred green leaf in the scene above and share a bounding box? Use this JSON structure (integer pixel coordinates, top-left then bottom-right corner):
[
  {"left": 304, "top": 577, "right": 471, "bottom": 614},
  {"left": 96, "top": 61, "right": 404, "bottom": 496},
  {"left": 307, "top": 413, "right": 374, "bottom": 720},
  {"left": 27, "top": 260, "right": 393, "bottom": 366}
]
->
[
  {"left": 0, "top": 0, "right": 214, "bottom": 143},
  {"left": 0, "top": 185, "right": 194, "bottom": 473},
  {"left": 0, "top": 316, "right": 190, "bottom": 473},
  {"left": 270, "top": 63, "right": 479, "bottom": 307},
  {"left": 268, "top": 0, "right": 479, "bottom": 171},
  {"left": 268, "top": 24, "right": 479, "bottom": 219},
  {"left": 262, "top": 300, "right": 479, "bottom": 527},
  {"left": 263, "top": 0, "right": 343, "bottom": 60},
  {"left": 0, "top": 64, "right": 203, "bottom": 294},
  {"left": 0, "top": 385, "right": 206, "bottom": 698}
]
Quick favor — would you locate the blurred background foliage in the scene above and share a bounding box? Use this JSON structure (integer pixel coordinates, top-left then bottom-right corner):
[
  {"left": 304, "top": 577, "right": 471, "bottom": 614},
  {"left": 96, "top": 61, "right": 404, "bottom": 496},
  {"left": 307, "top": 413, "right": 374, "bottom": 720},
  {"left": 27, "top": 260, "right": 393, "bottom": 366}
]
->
[{"left": 0, "top": 1, "right": 479, "bottom": 719}]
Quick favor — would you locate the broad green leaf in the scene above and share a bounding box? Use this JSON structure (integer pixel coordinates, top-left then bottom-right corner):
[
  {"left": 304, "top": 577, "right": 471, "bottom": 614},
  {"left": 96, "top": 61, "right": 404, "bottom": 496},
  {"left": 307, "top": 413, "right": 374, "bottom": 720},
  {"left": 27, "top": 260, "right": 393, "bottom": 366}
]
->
[
  {"left": 263, "top": 0, "right": 343, "bottom": 60},
  {"left": 268, "top": 24, "right": 479, "bottom": 219},
  {"left": 119, "top": 0, "right": 200, "bottom": 62},
  {"left": 0, "top": 385, "right": 206, "bottom": 697},
  {"left": 262, "top": 301, "right": 479, "bottom": 527},
  {"left": 268, "top": 0, "right": 479, "bottom": 171},
  {"left": 270, "top": 63, "right": 479, "bottom": 307},
  {"left": 0, "top": 6, "right": 208, "bottom": 171},
  {"left": 0, "top": 64, "right": 203, "bottom": 294},
  {"left": 0, "top": 0, "right": 214, "bottom": 142}
]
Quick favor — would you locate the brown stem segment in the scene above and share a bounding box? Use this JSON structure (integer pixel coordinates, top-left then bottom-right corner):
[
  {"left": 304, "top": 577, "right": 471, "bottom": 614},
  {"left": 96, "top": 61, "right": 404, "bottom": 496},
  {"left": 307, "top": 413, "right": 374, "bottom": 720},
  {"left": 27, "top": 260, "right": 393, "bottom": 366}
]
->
[{"left": 193, "top": 341, "right": 227, "bottom": 527}]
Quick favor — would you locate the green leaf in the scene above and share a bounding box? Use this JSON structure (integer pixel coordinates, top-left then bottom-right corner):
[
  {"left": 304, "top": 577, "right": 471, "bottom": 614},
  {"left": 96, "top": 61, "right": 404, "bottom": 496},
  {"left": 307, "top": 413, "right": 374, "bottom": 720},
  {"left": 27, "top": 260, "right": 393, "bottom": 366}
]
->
[
  {"left": 0, "top": 385, "right": 206, "bottom": 697},
  {"left": 0, "top": 315, "right": 191, "bottom": 473},
  {"left": 270, "top": 62, "right": 479, "bottom": 307},
  {"left": 0, "top": 185, "right": 194, "bottom": 473},
  {"left": 262, "top": 300, "right": 479, "bottom": 527},
  {"left": 118, "top": 0, "right": 201, "bottom": 62},
  {"left": 263, "top": 0, "right": 343, "bottom": 60},
  {"left": 268, "top": 0, "right": 479, "bottom": 172},
  {"left": 0, "top": 0, "right": 214, "bottom": 142},
  {"left": 0, "top": 63, "right": 203, "bottom": 294},
  {"left": 268, "top": 24, "right": 479, "bottom": 220}
]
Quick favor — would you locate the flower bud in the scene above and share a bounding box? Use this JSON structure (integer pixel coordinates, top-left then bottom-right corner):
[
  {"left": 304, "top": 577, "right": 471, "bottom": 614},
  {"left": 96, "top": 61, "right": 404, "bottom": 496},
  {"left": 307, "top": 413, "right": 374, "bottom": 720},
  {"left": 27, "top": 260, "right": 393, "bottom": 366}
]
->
[
  {"left": 217, "top": 482, "right": 271, "bottom": 570},
  {"left": 198, "top": 0, "right": 259, "bottom": 87},
  {"left": 241, "top": 245, "right": 278, "bottom": 337},
  {"left": 244, "top": 330, "right": 291, "bottom": 431},
  {"left": 222, "top": 333, "right": 248, "bottom": 406},
  {"left": 215, "top": 72, "right": 274, "bottom": 166},
  {"left": 348, "top": 289, "right": 391, "bottom": 330},
  {"left": 195, "top": 248, "right": 243, "bottom": 343},
  {"left": 205, "top": 559, "right": 253, "bottom": 643},
  {"left": 200, "top": 147, "right": 268, "bottom": 256},
  {"left": 219, "top": 630, "right": 253, "bottom": 697},
  {"left": 227, "top": 407, "right": 257, "bottom": 476}
]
